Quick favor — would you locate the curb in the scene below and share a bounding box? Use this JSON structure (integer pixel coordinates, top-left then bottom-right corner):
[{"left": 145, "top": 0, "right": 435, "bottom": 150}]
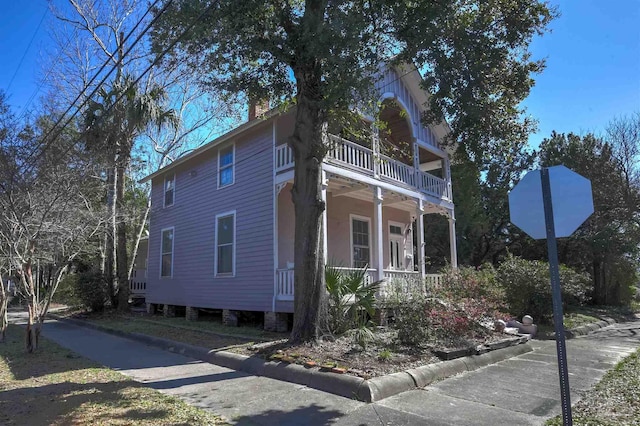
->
[
  {"left": 49, "top": 315, "right": 533, "bottom": 403},
  {"left": 537, "top": 317, "right": 617, "bottom": 340}
]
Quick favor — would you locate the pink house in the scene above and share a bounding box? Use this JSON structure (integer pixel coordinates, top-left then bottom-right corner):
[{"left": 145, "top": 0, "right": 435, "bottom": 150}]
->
[{"left": 139, "top": 65, "right": 457, "bottom": 330}]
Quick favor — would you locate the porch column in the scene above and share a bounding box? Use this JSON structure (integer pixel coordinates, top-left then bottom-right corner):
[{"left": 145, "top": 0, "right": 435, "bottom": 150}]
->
[
  {"left": 448, "top": 209, "right": 458, "bottom": 268},
  {"left": 321, "top": 170, "right": 328, "bottom": 264},
  {"left": 416, "top": 199, "right": 426, "bottom": 278},
  {"left": 373, "top": 186, "right": 385, "bottom": 281}
]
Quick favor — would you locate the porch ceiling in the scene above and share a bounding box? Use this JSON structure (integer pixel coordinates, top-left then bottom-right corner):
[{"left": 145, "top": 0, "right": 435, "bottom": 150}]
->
[{"left": 326, "top": 176, "right": 419, "bottom": 213}]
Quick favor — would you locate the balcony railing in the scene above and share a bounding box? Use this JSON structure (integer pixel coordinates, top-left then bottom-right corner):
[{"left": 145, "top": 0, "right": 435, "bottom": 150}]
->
[{"left": 275, "top": 135, "right": 451, "bottom": 201}]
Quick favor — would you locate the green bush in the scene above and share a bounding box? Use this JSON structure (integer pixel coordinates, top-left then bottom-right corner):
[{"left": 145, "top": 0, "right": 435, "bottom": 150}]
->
[
  {"left": 325, "top": 266, "right": 380, "bottom": 349},
  {"left": 389, "top": 266, "right": 503, "bottom": 347},
  {"left": 495, "top": 256, "right": 591, "bottom": 323},
  {"left": 52, "top": 274, "right": 82, "bottom": 306},
  {"left": 75, "top": 271, "right": 110, "bottom": 312}
]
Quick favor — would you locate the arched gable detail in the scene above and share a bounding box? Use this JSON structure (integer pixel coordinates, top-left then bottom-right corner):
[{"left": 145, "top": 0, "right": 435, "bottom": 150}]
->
[{"left": 375, "top": 67, "right": 439, "bottom": 149}]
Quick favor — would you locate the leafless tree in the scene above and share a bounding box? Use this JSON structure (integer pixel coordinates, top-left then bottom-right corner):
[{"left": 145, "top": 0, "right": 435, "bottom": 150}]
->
[
  {"left": 0, "top": 97, "right": 103, "bottom": 352},
  {"left": 44, "top": 0, "right": 239, "bottom": 310}
]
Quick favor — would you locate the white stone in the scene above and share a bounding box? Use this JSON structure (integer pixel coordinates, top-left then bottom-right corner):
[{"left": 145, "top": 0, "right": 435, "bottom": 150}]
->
[
  {"left": 494, "top": 319, "right": 506, "bottom": 332},
  {"left": 522, "top": 315, "right": 534, "bottom": 325}
]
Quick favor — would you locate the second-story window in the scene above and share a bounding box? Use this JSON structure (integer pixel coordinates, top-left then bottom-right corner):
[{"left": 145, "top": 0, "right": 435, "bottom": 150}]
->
[
  {"left": 218, "top": 144, "right": 234, "bottom": 188},
  {"left": 164, "top": 175, "right": 175, "bottom": 207}
]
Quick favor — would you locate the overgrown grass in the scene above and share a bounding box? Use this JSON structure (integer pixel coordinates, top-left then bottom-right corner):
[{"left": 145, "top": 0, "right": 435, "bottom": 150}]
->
[
  {"left": 145, "top": 315, "right": 284, "bottom": 340},
  {"left": 546, "top": 348, "right": 640, "bottom": 425},
  {"left": 85, "top": 316, "right": 257, "bottom": 350},
  {"left": 0, "top": 325, "right": 226, "bottom": 426}
]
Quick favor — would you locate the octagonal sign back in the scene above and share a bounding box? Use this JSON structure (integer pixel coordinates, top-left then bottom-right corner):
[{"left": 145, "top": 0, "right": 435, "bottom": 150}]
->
[{"left": 509, "top": 165, "right": 594, "bottom": 240}]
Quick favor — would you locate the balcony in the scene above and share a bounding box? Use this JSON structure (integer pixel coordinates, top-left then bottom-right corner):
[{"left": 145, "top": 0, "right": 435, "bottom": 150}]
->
[{"left": 275, "top": 135, "right": 451, "bottom": 201}]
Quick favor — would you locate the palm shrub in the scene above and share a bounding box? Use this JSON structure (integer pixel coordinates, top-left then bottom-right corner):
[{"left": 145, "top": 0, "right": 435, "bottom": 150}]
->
[{"left": 325, "top": 266, "right": 381, "bottom": 348}]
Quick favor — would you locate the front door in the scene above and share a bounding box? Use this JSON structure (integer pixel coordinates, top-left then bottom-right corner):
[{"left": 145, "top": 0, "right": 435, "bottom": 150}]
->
[{"left": 389, "top": 222, "right": 405, "bottom": 270}]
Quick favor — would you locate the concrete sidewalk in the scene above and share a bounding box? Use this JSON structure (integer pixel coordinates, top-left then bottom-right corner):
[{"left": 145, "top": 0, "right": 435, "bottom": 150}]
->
[{"left": 11, "top": 313, "right": 640, "bottom": 425}]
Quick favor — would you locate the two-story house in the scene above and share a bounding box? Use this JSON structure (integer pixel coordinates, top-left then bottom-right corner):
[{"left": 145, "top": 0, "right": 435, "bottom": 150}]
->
[{"left": 139, "top": 65, "right": 458, "bottom": 331}]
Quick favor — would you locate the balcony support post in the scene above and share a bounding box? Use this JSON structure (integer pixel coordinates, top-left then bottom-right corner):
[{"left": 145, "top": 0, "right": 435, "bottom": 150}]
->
[
  {"left": 448, "top": 208, "right": 458, "bottom": 269},
  {"left": 373, "top": 186, "right": 385, "bottom": 281},
  {"left": 321, "top": 170, "right": 328, "bottom": 264},
  {"left": 413, "top": 139, "right": 420, "bottom": 190},
  {"left": 443, "top": 157, "right": 453, "bottom": 201},
  {"left": 416, "top": 199, "right": 426, "bottom": 279}
]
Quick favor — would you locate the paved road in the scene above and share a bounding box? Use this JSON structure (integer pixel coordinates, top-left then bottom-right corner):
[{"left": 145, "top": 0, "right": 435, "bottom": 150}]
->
[{"left": 9, "top": 313, "right": 639, "bottom": 425}]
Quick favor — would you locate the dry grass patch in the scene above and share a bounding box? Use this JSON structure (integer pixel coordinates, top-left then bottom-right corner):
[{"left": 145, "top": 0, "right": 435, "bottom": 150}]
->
[
  {"left": 0, "top": 325, "right": 226, "bottom": 426},
  {"left": 546, "top": 348, "right": 640, "bottom": 425}
]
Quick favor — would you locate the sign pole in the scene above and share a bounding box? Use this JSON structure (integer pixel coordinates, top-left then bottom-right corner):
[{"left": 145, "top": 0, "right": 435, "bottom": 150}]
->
[{"left": 541, "top": 167, "right": 573, "bottom": 426}]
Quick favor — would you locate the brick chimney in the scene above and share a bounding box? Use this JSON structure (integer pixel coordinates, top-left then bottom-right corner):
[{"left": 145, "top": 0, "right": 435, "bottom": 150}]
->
[{"left": 248, "top": 99, "right": 270, "bottom": 121}]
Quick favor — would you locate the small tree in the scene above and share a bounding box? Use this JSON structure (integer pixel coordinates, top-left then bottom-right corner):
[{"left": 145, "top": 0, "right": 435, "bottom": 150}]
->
[
  {"left": 0, "top": 95, "right": 103, "bottom": 352},
  {"left": 84, "top": 75, "right": 176, "bottom": 310}
]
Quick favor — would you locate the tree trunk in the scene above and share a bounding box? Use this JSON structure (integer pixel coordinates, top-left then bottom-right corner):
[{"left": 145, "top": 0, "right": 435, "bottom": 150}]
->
[
  {"left": 106, "top": 167, "right": 117, "bottom": 307},
  {"left": 128, "top": 198, "right": 150, "bottom": 281},
  {"left": 115, "top": 161, "right": 130, "bottom": 311},
  {"left": 26, "top": 292, "right": 38, "bottom": 353},
  {"left": 288, "top": 65, "right": 329, "bottom": 343},
  {"left": 0, "top": 276, "right": 7, "bottom": 343}
]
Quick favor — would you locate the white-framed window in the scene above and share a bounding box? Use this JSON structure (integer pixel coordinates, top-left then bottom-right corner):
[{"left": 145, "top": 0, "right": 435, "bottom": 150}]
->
[
  {"left": 160, "top": 227, "right": 174, "bottom": 278},
  {"left": 350, "top": 214, "right": 371, "bottom": 269},
  {"left": 218, "top": 144, "right": 235, "bottom": 188},
  {"left": 215, "top": 211, "right": 236, "bottom": 276},
  {"left": 388, "top": 221, "right": 405, "bottom": 270},
  {"left": 164, "top": 174, "right": 175, "bottom": 207}
]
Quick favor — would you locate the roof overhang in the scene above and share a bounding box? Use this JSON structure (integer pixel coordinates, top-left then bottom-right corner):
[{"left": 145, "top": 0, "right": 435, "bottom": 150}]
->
[{"left": 139, "top": 111, "right": 278, "bottom": 183}]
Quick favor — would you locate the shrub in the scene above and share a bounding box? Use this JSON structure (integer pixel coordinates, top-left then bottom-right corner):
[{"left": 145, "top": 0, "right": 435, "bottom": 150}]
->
[
  {"left": 389, "top": 266, "right": 503, "bottom": 347},
  {"left": 325, "top": 266, "right": 381, "bottom": 349},
  {"left": 495, "top": 255, "right": 591, "bottom": 323},
  {"left": 74, "top": 271, "right": 110, "bottom": 312},
  {"left": 52, "top": 274, "right": 82, "bottom": 306}
]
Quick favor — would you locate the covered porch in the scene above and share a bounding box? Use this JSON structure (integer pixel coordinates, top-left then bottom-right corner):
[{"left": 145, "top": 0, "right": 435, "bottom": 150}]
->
[{"left": 273, "top": 172, "right": 456, "bottom": 309}]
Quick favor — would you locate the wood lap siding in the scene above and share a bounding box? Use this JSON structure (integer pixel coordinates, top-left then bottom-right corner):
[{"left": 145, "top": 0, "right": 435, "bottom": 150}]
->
[{"left": 146, "top": 126, "right": 274, "bottom": 311}]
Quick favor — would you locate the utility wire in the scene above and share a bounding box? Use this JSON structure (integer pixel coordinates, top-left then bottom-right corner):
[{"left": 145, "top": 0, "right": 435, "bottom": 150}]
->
[
  {"left": 5, "top": 7, "right": 48, "bottom": 93},
  {"left": 30, "top": 0, "right": 222, "bottom": 173},
  {"left": 23, "top": 0, "right": 170, "bottom": 171}
]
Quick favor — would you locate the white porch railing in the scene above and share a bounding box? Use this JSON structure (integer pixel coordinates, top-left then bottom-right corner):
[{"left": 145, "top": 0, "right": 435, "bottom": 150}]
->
[
  {"left": 425, "top": 273, "right": 444, "bottom": 289},
  {"left": 332, "top": 267, "right": 378, "bottom": 285},
  {"left": 275, "top": 144, "right": 294, "bottom": 172},
  {"left": 327, "top": 135, "right": 374, "bottom": 172},
  {"left": 274, "top": 135, "right": 451, "bottom": 201},
  {"left": 276, "top": 268, "right": 295, "bottom": 301},
  {"left": 129, "top": 269, "right": 146, "bottom": 296},
  {"left": 275, "top": 267, "right": 444, "bottom": 301},
  {"left": 418, "top": 171, "right": 451, "bottom": 200},
  {"left": 382, "top": 270, "right": 420, "bottom": 281},
  {"left": 379, "top": 155, "right": 416, "bottom": 187}
]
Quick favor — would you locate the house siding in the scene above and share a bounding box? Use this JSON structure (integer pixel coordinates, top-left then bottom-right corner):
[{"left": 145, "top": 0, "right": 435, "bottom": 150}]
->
[
  {"left": 278, "top": 185, "right": 411, "bottom": 269},
  {"left": 146, "top": 124, "right": 274, "bottom": 311}
]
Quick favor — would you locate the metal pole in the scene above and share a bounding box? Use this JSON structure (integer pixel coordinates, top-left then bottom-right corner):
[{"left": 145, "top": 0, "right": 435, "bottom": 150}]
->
[{"left": 541, "top": 168, "right": 573, "bottom": 426}]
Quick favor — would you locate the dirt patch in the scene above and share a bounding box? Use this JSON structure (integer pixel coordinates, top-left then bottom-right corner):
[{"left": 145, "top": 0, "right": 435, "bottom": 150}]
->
[{"left": 234, "top": 328, "right": 508, "bottom": 379}]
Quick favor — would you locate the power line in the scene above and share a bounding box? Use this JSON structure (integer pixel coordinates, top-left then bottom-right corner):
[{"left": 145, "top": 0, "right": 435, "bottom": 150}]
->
[
  {"left": 23, "top": 0, "right": 170, "bottom": 171},
  {"left": 30, "top": 0, "right": 223, "bottom": 173},
  {"left": 5, "top": 7, "right": 48, "bottom": 93}
]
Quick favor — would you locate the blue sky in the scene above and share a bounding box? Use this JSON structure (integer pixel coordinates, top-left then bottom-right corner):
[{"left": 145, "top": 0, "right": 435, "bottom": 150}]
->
[{"left": 1, "top": 0, "right": 639, "bottom": 148}]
